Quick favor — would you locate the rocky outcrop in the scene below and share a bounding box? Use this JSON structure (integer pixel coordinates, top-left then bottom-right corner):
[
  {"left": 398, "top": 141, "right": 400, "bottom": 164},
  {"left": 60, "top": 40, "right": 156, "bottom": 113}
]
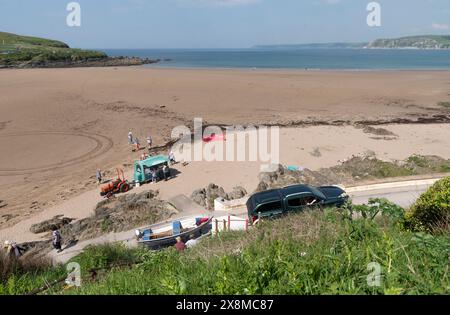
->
[
  {"left": 59, "top": 190, "right": 177, "bottom": 242},
  {"left": 27, "top": 190, "right": 176, "bottom": 245},
  {"left": 30, "top": 215, "right": 74, "bottom": 234},
  {"left": 191, "top": 184, "right": 248, "bottom": 210},
  {"left": 15, "top": 56, "right": 159, "bottom": 69},
  {"left": 256, "top": 164, "right": 343, "bottom": 192}
]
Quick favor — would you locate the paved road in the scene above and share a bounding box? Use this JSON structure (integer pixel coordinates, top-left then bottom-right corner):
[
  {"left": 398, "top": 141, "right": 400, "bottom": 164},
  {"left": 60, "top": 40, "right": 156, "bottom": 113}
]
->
[{"left": 350, "top": 183, "right": 432, "bottom": 208}]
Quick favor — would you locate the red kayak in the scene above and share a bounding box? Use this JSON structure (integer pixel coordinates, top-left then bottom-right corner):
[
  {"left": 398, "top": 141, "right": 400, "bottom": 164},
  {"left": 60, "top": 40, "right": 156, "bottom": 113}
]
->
[{"left": 203, "top": 133, "right": 226, "bottom": 142}]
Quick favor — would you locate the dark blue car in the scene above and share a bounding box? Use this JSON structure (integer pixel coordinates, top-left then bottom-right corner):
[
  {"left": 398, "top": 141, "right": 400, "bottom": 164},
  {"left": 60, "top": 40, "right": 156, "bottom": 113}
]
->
[{"left": 246, "top": 184, "right": 348, "bottom": 223}]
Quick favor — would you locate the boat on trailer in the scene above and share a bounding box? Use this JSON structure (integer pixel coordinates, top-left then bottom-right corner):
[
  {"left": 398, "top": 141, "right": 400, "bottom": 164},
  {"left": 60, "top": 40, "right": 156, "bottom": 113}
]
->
[{"left": 135, "top": 216, "right": 213, "bottom": 250}]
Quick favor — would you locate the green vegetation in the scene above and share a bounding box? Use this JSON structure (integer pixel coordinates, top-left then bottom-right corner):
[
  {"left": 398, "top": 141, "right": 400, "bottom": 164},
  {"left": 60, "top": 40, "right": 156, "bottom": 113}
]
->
[
  {"left": 406, "top": 177, "right": 450, "bottom": 233},
  {"left": 330, "top": 155, "right": 450, "bottom": 180},
  {"left": 0, "top": 253, "right": 65, "bottom": 295},
  {"left": 438, "top": 101, "right": 450, "bottom": 108},
  {"left": 65, "top": 202, "right": 449, "bottom": 295},
  {"left": 368, "top": 35, "right": 450, "bottom": 49},
  {"left": 0, "top": 31, "right": 107, "bottom": 67},
  {"left": 2, "top": 180, "right": 449, "bottom": 295},
  {"left": 0, "top": 31, "right": 68, "bottom": 48}
]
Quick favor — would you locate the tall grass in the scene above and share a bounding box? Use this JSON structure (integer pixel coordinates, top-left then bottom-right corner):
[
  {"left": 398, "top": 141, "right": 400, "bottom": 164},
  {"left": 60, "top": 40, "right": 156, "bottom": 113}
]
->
[
  {"left": 3, "top": 208, "right": 448, "bottom": 295},
  {"left": 65, "top": 210, "right": 449, "bottom": 295},
  {"left": 0, "top": 252, "right": 65, "bottom": 295}
]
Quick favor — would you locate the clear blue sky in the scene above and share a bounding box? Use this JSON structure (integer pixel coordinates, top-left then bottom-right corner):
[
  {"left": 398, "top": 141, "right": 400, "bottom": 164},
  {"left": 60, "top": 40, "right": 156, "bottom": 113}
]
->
[{"left": 0, "top": 0, "right": 449, "bottom": 48}]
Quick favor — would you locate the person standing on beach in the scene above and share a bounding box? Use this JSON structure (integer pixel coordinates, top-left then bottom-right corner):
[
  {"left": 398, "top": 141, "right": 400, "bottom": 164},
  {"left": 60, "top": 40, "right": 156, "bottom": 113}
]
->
[
  {"left": 134, "top": 137, "right": 140, "bottom": 151},
  {"left": 169, "top": 150, "right": 176, "bottom": 164},
  {"left": 96, "top": 169, "right": 102, "bottom": 184},
  {"left": 163, "top": 164, "right": 170, "bottom": 181},
  {"left": 146, "top": 135, "right": 152, "bottom": 152},
  {"left": 52, "top": 226, "right": 63, "bottom": 253},
  {"left": 128, "top": 131, "right": 133, "bottom": 144}
]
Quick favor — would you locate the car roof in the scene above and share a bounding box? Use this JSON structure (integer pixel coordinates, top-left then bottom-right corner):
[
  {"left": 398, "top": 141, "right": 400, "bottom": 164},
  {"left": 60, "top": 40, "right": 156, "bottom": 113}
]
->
[
  {"left": 247, "top": 189, "right": 281, "bottom": 209},
  {"left": 280, "top": 184, "right": 326, "bottom": 199},
  {"left": 246, "top": 184, "right": 328, "bottom": 212}
]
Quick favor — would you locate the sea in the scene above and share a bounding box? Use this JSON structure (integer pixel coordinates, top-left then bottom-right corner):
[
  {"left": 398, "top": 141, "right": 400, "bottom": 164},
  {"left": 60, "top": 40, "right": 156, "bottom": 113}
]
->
[{"left": 102, "top": 48, "right": 450, "bottom": 70}]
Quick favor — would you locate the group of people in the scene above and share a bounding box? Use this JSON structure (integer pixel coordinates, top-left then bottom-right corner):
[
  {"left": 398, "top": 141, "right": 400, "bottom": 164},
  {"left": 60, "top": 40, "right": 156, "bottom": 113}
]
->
[
  {"left": 2, "top": 226, "right": 62, "bottom": 259},
  {"left": 145, "top": 163, "right": 171, "bottom": 184},
  {"left": 2, "top": 240, "right": 24, "bottom": 258},
  {"left": 128, "top": 131, "right": 153, "bottom": 153}
]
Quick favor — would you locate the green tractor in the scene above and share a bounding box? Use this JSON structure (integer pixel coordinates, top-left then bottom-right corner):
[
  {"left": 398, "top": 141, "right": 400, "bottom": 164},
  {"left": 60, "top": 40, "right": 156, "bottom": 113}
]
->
[{"left": 134, "top": 155, "right": 171, "bottom": 185}]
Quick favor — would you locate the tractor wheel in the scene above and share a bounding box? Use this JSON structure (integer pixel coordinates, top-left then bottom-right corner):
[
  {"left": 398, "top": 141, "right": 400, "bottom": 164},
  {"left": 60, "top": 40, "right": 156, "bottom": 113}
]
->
[{"left": 120, "top": 183, "right": 130, "bottom": 193}]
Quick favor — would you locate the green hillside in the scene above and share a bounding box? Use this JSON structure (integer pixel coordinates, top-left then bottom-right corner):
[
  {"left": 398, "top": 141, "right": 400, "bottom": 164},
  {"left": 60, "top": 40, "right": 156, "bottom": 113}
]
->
[
  {"left": 368, "top": 35, "right": 450, "bottom": 49},
  {"left": 0, "top": 31, "right": 107, "bottom": 67},
  {"left": 0, "top": 31, "right": 69, "bottom": 48}
]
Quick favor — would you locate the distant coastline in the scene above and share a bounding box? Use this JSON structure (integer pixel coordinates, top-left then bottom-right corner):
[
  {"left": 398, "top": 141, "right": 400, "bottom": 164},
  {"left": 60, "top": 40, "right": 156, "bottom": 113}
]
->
[
  {"left": 2, "top": 32, "right": 450, "bottom": 70},
  {"left": 255, "top": 35, "right": 450, "bottom": 50}
]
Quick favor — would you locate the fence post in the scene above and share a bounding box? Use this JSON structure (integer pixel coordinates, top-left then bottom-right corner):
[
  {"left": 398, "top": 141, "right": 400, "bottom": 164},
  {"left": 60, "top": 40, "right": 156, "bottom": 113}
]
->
[{"left": 228, "top": 215, "right": 231, "bottom": 231}]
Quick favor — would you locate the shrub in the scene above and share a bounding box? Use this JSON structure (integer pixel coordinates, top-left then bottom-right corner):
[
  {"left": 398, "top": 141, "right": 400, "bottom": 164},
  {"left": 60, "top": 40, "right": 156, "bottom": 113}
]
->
[
  {"left": 438, "top": 101, "right": 450, "bottom": 108},
  {"left": 406, "top": 177, "right": 450, "bottom": 233},
  {"left": 0, "top": 252, "right": 65, "bottom": 295},
  {"left": 352, "top": 198, "right": 405, "bottom": 222}
]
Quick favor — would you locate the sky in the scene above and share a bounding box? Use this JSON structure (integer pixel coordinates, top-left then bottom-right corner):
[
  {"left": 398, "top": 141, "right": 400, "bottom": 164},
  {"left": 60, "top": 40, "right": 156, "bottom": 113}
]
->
[{"left": 0, "top": 0, "right": 449, "bottom": 48}]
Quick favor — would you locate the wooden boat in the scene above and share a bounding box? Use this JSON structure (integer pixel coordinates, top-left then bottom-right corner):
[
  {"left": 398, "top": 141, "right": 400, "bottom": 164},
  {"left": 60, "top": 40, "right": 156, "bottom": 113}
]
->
[{"left": 135, "top": 216, "right": 213, "bottom": 250}]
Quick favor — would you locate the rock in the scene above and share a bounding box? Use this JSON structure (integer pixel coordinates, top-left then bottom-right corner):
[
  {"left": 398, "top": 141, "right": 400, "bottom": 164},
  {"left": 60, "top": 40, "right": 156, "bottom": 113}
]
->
[
  {"left": 255, "top": 164, "right": 342, "bottom": 193},
  {"left": 58, "top": 190, "right": 176, "bottom": 242},
  {"left": 191, "top": 184, "right": 248, "bottom": 210},
  {"left": 30, "top": 215, "right": 74, "bottom": 234},
  {"left": 228, "top": 186, "right": 247, "bottom": 200}
]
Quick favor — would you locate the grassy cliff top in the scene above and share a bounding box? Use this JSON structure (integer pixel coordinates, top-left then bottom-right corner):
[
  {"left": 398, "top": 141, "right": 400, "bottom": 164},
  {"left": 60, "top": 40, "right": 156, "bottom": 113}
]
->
[
  {"left": 0, "top": 31, "right": 107, "bottom": 67},
  {"left": 0, "top": 31, "right": 69, "bottom": 49}
]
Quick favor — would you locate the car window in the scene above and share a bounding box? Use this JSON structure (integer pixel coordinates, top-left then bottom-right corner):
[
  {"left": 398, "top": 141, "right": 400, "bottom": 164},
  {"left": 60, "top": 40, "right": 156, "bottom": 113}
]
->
[
  {"left": 286, "top": 194, "right": 316, "bottom": 208},
  {"left": 255, "top": 201, "right": 282, "bottom": 214},
  {"left": 135, "top": 165, "right": 142, "bottom": 173}
]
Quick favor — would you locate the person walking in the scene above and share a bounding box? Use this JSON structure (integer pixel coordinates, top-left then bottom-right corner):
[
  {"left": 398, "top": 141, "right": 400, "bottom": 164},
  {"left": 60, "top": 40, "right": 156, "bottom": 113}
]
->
[
  {"left": 96, "top": 169, "right": 102, "bottom": 184},
  {"left": 146, "top": 135, "right": 152, "bottom": 152},
  {"left": 52, "top": 226, "right": 63, "bottom": 253},
  {"left": 134, "top": 137, "right": 141, "bottom": 151}
]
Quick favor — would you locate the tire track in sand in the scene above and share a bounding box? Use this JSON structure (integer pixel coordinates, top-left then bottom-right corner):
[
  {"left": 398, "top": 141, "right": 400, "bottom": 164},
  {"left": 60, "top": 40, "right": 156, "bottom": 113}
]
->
[{"left": 0, "top": 131, "right": 113, "bottom": 176}]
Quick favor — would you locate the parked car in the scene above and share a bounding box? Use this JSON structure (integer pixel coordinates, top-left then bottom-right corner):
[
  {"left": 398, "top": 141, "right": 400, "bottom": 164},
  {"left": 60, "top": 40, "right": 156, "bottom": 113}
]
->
[{"left": 246, "top": 184, "right": 348, "bottom": 223}]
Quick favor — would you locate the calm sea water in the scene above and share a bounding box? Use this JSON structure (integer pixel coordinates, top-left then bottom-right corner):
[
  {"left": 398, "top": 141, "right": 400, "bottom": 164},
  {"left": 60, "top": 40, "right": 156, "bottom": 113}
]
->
[{"left": 102, "top": 48, "right": 450, "bottom": 70}]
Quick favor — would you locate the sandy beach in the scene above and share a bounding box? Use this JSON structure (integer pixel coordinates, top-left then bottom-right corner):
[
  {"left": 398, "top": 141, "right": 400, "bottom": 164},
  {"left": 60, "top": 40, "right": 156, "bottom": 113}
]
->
[{"left": 1, "top": 67, "right": 450, "bottom": 239}]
